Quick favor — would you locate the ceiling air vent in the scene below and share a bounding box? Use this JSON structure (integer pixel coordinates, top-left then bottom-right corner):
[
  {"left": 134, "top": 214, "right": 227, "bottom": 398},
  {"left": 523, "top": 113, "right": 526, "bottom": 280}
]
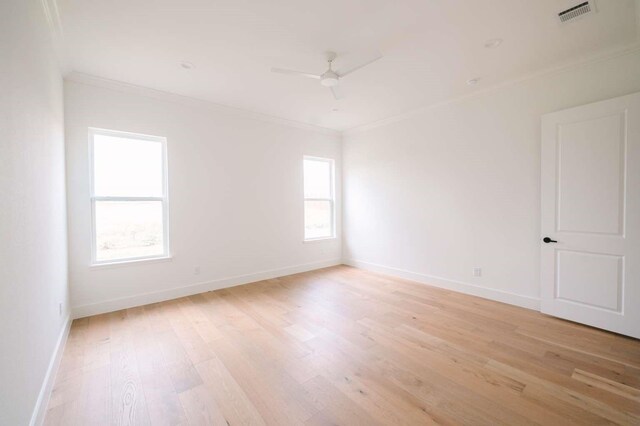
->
[{"left": 558, "top": 1, "right": 596, "bottom": 23}]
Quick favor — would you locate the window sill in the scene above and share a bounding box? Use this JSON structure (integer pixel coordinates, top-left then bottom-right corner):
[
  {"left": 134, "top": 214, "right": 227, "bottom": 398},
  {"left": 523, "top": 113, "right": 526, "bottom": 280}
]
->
[
  {"left": 303, "top": 236, "right": 337, "bottom": 243},
  {"left": 90, "top": 255, "right": 173, "bottom": 270}
]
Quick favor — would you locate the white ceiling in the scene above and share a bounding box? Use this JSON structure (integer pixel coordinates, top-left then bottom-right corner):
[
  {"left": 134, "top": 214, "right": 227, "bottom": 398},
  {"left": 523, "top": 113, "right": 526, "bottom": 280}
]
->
[{"left": 57, "top": 0, "right": 639, "bottom": 131}]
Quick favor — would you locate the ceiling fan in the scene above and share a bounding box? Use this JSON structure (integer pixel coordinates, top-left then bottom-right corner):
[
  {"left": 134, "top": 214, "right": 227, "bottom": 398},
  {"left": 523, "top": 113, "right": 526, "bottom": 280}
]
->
[{"left": 271, "top": 51, "right": 382, "bottom": 100}]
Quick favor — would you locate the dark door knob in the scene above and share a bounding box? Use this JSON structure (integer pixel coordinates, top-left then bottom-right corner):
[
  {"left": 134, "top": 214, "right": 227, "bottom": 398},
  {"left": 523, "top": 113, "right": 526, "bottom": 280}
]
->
[{"left": 543, "top": 237, "right": 558, "bottom": 243}]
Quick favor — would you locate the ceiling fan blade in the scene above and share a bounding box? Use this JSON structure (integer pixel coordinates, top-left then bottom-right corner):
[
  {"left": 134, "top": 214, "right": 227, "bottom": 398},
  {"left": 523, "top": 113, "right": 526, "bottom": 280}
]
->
[
  {"left": 271, "top": 67, "right": 321, "bottom": 79},
  {"left": 337, "top": 55, "right": 383, "bottom": 78},
  {"left": 330, "top": 85, "right": 343, "bottom": 100}
]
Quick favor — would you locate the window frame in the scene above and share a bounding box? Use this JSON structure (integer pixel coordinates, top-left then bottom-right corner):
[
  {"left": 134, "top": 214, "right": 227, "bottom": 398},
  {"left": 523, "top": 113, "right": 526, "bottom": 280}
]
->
[
  {"left": 303, "top": 155, "right": 336, "bottom": 242},
  {"left": 88, "top": 127, "right": 170, "bottom": 266}
]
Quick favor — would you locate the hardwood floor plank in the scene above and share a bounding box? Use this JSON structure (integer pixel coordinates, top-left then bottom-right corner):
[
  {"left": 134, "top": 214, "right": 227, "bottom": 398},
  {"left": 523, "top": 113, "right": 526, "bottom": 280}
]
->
[
  {"left": 78, "top": 365, "right": 111, "bottom": 425},
  {"left": 572, "top": 369, "right": 640, "bottom": 402},
  {"left": 301, "top": 375, "right": 382, "bottom": 426},
  {"left": 178, "top": 385, "right": 228, "bottom": 426},
  {"left": 194, "top": 356, "right": 265, "bottom": 425},
  {"left": 109, "top": 311, "right": 152, "bottom": 426}
]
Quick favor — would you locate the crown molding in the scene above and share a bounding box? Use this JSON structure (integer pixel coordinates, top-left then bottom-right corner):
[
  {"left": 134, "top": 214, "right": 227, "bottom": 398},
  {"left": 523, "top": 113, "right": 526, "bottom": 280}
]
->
[
  {"left": 343, "top": 41, "right": 640, "bottom": 137},
  {"left": 64, "top": 72, "right": 342, "bottom": 138}
]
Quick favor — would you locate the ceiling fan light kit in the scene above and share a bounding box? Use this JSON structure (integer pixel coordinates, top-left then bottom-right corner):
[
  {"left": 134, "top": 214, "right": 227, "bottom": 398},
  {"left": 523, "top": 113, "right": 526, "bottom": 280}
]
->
[{"left": 320, "top": 71, "right": 339, "bottom": 87}]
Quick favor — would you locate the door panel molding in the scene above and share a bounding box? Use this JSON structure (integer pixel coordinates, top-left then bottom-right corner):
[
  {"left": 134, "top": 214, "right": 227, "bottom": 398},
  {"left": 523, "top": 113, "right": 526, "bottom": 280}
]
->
[
  {"left": 555, "top": 112, "right": 627, "bottom": 236},
  {"left": 555, "top": 249, "right": 624, "bottom": 313}
]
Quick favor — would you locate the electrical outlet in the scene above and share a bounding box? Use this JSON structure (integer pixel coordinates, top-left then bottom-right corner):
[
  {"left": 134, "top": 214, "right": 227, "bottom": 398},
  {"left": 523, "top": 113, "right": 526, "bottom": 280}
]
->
[
  {"left": 194, "top": 266, "right": 201, "bottom": 275},
  {"left": 473, "top": 267, "right": 482, "bottom": 277},
  {"left": 58, "top": 302, "right": 63, "bottom": 316}
]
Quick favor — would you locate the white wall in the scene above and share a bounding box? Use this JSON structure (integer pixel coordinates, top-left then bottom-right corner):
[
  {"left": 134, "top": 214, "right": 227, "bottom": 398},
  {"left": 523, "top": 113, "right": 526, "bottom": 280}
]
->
[
  {"left": 343, "top": 49, "right": 640, "bottom": 308},
  {"left": 65, "top": 77, "right": 342, "bottom": 317},
  {"left": 0, "top": 1, "right": 69, "bottom": 424}
]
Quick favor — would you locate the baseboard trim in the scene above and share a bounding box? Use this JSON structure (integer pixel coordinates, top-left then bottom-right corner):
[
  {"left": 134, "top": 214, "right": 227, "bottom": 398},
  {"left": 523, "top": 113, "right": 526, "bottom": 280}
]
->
[
  {"left": 344, "top": 259, "right": 540, "bottom": 311},
  {"left": 30, "top": 314, "right": 72, "bottom": 426},
  {"left": 73, "top": 258, "right": 342, "bottom": 318}
]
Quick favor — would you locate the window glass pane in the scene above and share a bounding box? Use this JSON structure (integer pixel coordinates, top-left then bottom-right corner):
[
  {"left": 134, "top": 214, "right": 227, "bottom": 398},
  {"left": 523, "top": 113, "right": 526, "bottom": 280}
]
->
[
  {"left": 304, "top": 200, "right": 332, "bottom": 239},
  {"left": 304, "top": 158, "right": 331, "bottom": 199},
  {"left": 93, "top": 133, "right": 163, "bottom": 197},
  {"left": 95, "top": 201, "right": 164, "bottom": 261}
]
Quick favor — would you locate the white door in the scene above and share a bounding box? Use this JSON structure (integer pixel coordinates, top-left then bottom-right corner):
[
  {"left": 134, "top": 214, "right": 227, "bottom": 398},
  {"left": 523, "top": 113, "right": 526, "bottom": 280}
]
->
[{"left": 541, "top": 92, "right": 640, "bottom": 339}]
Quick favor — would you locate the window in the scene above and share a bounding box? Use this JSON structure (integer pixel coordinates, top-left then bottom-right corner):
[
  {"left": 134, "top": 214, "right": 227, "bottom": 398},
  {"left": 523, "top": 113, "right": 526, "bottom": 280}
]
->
[
  {"left": 303, "top": 156, "right": 335, "bottom": 240},
  {"left": 89, "top": 128, "right": 169, "bottom": 264}
]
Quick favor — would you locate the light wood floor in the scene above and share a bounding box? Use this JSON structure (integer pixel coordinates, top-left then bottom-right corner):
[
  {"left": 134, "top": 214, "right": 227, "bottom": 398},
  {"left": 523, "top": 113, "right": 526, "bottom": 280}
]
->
[{"left": 44, "top": 266, "right": 640, "bottom": 425}]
